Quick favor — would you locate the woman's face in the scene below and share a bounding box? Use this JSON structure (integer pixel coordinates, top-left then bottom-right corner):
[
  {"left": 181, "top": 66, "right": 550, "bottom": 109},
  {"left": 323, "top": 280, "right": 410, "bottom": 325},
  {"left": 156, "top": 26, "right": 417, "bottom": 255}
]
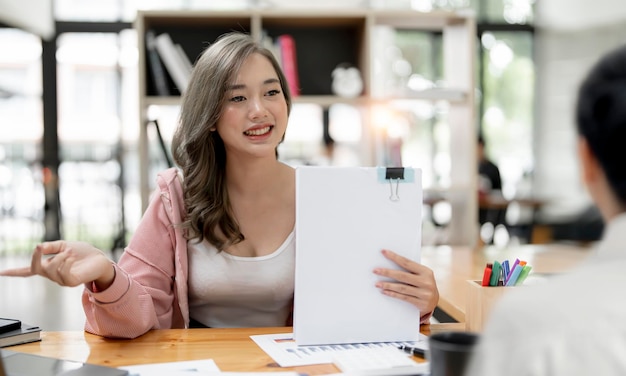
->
[{"left": 216, "top": 52, "right": 289, "bottom": 160}]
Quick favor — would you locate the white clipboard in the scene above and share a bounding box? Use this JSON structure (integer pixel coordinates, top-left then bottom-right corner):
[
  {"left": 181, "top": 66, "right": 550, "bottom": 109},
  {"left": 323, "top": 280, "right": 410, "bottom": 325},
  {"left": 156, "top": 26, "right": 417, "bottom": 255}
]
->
[{"left": 294, "top": 166, "right": 422, "bottom": 345}]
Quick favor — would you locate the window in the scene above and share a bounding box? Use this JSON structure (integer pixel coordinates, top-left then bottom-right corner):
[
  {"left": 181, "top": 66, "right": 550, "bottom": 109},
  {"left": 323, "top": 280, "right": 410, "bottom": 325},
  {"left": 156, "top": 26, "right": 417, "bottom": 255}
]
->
[
  {"left": 480, "top": 31, "right": 534, "bottom": 199},
  {"left": 0, "top": 29, "right": 44, "bottom": 254},
  {"left": 3, "top": 0, "right": 535, "bottom": 250},
  {"left": 56, "top": 30, "right": 138, "bottom": 252}
]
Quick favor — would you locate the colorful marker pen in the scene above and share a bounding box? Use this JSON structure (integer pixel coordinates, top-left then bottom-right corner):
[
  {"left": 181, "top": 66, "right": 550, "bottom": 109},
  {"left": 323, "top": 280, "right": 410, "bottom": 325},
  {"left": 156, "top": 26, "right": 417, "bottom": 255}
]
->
[
  {"left": 515, "top": 265, "right": 533, "bottom": 286},
  {"left": 505, "top": 264, "right": 524, "bottom": 286}
]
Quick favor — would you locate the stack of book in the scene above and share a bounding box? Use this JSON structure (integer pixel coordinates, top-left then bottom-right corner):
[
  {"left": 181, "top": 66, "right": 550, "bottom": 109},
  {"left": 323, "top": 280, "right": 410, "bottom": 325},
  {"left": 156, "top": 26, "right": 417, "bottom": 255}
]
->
[
  {"left": 0, "top": 318, "right": 41, "bottom": 348},
  {"left": 146, "top": 30, "right": 193, "bottom": 96},
  {"left": 261, "top": 31, "right": 301, "bottom": 97},
  {"left": 276, "top": 34, "right": 300, "bottom": 97}
]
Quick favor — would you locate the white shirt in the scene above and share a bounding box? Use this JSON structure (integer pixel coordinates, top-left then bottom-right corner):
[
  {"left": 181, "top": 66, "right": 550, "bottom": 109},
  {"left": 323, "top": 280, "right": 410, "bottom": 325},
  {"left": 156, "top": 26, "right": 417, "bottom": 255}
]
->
[
  {"left": 187, "top": 231, "right": 295, "bottom": 328},
  {"left": 465, "top": 213, "right": 626, "bottom": 376}
]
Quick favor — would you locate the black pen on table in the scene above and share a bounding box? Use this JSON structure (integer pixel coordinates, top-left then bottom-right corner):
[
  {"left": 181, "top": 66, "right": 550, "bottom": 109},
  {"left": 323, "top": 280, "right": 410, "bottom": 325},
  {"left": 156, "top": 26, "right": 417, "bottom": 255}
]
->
[{"left": 397, "top": 344, "right": 426, "bottom": 358}]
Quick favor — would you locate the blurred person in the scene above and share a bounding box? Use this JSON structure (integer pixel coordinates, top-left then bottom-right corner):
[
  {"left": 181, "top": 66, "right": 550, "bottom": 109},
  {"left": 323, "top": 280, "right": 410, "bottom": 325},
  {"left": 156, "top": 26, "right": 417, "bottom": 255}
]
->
[
  {"left": 466, "top": 44, "right": 626, "bottom": 375},
  {"left": 478, "top": 135, "right": 505, "bottom": 244}
]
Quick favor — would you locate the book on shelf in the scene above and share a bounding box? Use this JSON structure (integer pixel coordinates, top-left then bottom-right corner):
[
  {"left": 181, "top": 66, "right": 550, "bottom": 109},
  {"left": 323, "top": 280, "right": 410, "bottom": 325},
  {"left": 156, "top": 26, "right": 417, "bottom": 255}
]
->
[
  {"left": 261, "top": 30, "right": 281, "bottom": 64},
  {"left": 276, "top": 34, "right": 300, "bottom": 97},
  {"left": 145, "top": 30, "right": 171, "bottom": 96},
  {"left": 175, "top": 44, "right": 193, "bottom": 73},
  {"left": 0, "top": 322, "right": 41, "bottom": 348},
  {"left": 154, "top": 32, "right": 192, "bottom": 94}
]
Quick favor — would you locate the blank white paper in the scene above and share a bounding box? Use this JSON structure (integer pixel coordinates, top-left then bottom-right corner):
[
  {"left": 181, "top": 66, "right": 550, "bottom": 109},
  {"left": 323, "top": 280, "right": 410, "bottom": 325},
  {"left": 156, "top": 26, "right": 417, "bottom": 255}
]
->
[{"left": 294, "top": 166, "right": 422, "bottom": 346}]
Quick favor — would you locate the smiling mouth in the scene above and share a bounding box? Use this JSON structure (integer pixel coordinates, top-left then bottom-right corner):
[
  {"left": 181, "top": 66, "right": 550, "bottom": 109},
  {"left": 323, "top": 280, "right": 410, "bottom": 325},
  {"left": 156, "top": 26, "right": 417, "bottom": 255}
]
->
[{"left": 244, "top": 126, "right": 272, "bottom": 136}]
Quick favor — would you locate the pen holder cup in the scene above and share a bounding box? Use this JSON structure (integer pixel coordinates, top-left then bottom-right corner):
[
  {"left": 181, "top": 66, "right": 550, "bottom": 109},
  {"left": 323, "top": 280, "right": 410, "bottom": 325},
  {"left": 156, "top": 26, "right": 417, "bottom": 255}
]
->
[{"left": 465, "top": 280, "right": 515, "bottom": 332}]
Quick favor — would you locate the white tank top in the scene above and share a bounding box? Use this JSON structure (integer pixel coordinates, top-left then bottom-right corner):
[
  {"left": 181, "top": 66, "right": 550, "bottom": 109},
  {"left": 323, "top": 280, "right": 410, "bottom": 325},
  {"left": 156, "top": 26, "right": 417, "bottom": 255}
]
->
[{"left": 187, "top": 231, "right": 295, "bottom": 328}]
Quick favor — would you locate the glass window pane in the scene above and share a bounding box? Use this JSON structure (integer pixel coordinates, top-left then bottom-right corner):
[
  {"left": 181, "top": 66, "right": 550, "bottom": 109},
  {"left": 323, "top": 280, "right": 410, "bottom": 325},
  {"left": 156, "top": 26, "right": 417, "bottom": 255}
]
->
[
  {"left": 56, "top": 31, "right": 137, "bottom": 251},
  {"left": 57, "top": 33, "right": 122, "bottom": 144},
  {"left": 0, "top": 28, "right": 44, "bottom": 254},
  {"left": 480, "top": 31, "right": 534, "bottom": 199},
  {"left": 413, "top": 0, "right": 535, "bottom": 24},
  {"left": 476, "top": 0, "right": 535, "bottom": 24},
  {"left": 372, "top": 27, "right": 443, "bottom": 97}
]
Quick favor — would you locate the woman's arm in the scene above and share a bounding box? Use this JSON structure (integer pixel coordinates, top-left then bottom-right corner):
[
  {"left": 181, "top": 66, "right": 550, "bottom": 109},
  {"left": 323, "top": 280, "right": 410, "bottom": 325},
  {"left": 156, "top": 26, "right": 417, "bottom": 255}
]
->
[
  {"left": 82, "top": 187, "right": 179, "bottom": 339},
  {"left": 0, "top": 171, "right": 183, "bottom": 339}
]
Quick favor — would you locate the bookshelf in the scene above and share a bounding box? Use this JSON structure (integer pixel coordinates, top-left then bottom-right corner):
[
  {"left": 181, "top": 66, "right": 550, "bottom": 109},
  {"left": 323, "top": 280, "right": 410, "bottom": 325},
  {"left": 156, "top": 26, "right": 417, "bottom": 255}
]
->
[{"left": 135, "top": 8, "right": 477, "bottom": 246}]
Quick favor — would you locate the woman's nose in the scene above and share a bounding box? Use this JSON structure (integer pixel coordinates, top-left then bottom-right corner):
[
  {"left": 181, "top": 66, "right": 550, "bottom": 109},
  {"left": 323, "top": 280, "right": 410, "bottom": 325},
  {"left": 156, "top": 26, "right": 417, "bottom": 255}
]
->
[{"left": 249, "top": 97, "right": 268, "bottom": 119}]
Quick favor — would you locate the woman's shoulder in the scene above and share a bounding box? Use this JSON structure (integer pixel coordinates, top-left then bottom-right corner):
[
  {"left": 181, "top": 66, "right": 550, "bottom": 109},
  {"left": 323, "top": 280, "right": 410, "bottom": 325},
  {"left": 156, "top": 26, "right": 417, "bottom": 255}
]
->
[
  {"left": 151, "top": 168, "right": 186, "bottom": 220},
  {"left": 157, "top": 167, "right": 182, "bottom": 183},
  {"left": 156, "top": 167, "right": 183, "bottom": 192}
]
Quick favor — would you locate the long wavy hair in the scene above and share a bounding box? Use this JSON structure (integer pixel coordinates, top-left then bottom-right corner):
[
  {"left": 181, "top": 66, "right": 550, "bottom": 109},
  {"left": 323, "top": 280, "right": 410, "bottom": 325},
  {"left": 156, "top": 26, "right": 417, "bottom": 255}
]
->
[{"left": 171, "top": 32, "right": 293, "bottom": 249}]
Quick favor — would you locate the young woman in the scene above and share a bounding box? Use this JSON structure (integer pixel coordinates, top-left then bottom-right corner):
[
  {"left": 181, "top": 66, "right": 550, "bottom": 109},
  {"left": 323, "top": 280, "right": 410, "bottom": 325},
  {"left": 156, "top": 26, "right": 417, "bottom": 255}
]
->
[{"left": 1, "top": 32, "right": 439, "bottom": 338}]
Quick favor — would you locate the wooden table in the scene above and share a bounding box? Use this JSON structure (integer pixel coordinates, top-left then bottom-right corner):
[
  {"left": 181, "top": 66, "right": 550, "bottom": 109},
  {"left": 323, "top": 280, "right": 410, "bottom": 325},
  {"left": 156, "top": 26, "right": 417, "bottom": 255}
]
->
[
  {"left": 6, "top": 324, "right": 464, "bottom": 375},
  {"left": 2, "top": 244, "right": 591, "bottom": 373},
  {"left": 421, "top": 243, "right": 593, "bottom": 323}
]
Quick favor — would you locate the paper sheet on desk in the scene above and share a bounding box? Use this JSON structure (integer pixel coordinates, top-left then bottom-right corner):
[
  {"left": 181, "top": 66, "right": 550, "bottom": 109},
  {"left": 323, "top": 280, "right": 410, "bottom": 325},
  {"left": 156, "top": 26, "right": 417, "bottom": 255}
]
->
[
  {"left": 120, "top": 359, "right": 220, "bottom": 375},
  {"left": 294, "top": 167, "right": 423, "bottom": 345},
  {"left": 250, "top": 332, "right": 428, "bottom": 367},
  {"left": 121, "top": 359, "right": 300, "bottom": 375}
]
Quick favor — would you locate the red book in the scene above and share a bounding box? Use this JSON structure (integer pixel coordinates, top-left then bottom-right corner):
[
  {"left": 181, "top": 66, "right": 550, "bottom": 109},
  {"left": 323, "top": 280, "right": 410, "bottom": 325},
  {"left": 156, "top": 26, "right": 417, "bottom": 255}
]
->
[{"left": 277, "top": 34, "right": 300, "bottom": 97}]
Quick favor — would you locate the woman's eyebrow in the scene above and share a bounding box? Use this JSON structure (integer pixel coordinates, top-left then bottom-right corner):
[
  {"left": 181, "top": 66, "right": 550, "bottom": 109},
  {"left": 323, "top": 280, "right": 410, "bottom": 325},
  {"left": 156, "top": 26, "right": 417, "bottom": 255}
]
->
[
  {"left": 264, "top": 78, "right": 280, "bottom": 85},
  {"left": 226, "top": 78, "right": 280, "bottom": 91},
  {"left": 226, "top": 83, "right": 245, "bottom": 91}
]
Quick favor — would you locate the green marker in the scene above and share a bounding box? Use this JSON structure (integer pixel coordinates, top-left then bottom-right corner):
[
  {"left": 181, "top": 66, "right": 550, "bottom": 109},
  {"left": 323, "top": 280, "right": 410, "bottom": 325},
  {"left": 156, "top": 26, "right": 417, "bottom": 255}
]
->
[
  {"left": 514, "top": 265, "right": 533, "bottom": 286},
  {"left": 489, "top": 260, "right": 502, "bottom": 286}
]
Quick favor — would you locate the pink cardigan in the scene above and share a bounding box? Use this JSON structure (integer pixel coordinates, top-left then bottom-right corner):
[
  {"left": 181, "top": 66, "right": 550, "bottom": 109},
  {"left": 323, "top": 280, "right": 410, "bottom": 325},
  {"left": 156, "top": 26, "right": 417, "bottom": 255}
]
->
[
  {"left": 81, "top": 168, "right": 428, "bottom": 337},
  {"left": 82, "top": 168, "right": 189, "bottom": 339}
]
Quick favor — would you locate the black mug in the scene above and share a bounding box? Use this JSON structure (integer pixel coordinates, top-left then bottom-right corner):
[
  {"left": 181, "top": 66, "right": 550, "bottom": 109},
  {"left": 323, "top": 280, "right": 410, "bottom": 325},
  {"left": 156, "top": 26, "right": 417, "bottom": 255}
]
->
[{"left": 427, "top": 331, "right": 479, "bottom": 376}]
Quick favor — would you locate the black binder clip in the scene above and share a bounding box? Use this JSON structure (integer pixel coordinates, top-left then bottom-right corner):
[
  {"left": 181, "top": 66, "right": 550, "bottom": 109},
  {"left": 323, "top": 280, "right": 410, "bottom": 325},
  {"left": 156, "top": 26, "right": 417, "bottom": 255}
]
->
[{"left": 385, "top": 167, "right": 404, "bottom": 202}]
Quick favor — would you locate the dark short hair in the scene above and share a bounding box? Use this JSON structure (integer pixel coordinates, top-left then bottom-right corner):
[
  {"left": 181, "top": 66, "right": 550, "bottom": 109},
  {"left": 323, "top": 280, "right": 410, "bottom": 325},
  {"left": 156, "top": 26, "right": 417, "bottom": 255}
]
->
[{"left": 576, "top": 44, "right": 626, "bottom": 204}]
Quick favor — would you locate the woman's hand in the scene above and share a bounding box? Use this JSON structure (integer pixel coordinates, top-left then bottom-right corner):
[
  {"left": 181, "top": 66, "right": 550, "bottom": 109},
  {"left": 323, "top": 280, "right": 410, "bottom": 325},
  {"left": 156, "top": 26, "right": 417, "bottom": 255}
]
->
[
  {"left": 0, "top": 241, "right": 115, "bottom": 289},
  {"left": 374, "top": 249, "right": 439, "bottom": 324}
]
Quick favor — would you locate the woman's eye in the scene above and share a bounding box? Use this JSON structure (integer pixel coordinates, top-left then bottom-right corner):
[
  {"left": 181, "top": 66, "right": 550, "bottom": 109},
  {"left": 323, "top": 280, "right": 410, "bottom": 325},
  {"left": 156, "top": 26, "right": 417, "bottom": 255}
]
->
[
  {"left": 267, "top": 89, "right": 281, "bottom": 96},
  {"left": 230, "top": 95, "right": 245, "bottom": 102}
]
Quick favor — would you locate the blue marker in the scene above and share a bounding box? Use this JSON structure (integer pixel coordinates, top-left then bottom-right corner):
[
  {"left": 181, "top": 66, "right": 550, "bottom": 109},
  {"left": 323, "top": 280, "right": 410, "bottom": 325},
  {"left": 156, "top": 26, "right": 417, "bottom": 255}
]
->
[
  {"left": 505, "top": 264, "right": 523, "bottom": 286},
  {"left": 505, "top": 258, "right": 520, "bottom": 285},
  {"left": 502, "top": 260, "right": 510, "bottom": 281}
]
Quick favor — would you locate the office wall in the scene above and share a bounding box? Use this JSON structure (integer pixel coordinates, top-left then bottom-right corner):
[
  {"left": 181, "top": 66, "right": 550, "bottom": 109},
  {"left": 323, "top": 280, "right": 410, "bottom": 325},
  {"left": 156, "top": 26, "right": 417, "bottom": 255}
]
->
[{"left": 534, "top": 10, "right": 626, "bottom": 222}]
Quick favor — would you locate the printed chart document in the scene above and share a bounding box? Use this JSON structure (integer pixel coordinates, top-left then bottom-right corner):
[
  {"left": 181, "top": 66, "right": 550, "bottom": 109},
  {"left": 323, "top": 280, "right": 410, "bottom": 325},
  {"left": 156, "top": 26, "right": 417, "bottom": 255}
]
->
[
  {"left": 120, "top": 359, "right": 300, "bottom": 375},
  {"left": 294, "top": 166, "right": 423, "bottom": 346},
  {"left": 250, "top": 332, "right": 428, "bottom": 367}
]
